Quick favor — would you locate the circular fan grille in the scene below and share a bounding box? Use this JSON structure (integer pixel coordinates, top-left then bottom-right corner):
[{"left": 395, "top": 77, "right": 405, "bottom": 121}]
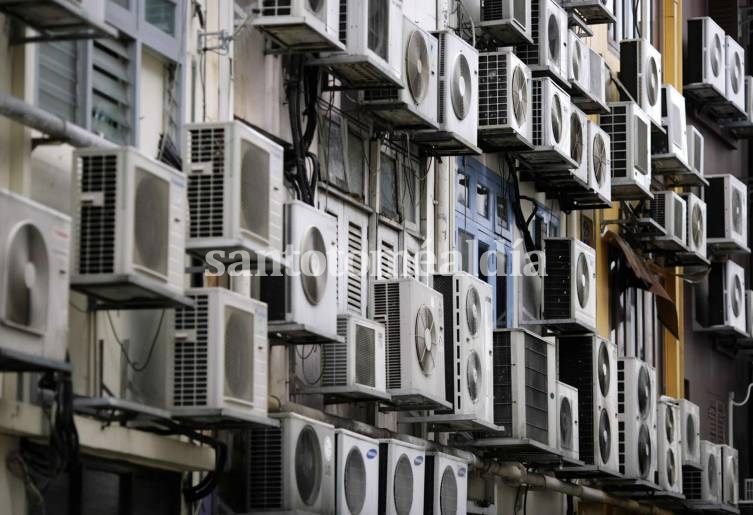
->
[
  {"left": 592, "top": 133, "right": 607, "bottom": 187},
  {"left": 560, "top": 396, "right": 573, "bottom": 449},
  {"left": 308, "top": 0, "right": 324, "bottom": 13},
  {"left": 134, "top": 175, "right": 169, "bottom": 275},
  {"left": 415, "top": 305, "right": 438, "bottom": 375},
  {"left": 638, "top": 423, "right": 652, "bottom": 479},
  {"left": 466, "top": 286, "right": 481, "bottom": 335},
  {"left": 708, "top": 454, "right": 719, "bottom": 496},
  {"left": 512, "top": 66, "right": 528, "bottom": 126},
  {"left": 728, "top": 456, "right": 739, "bottom": 499},
  {"left": 572, "top": 43, "right": 582, "bottom": 81},
  {"left": 224, "top": 309, "right": 253, "bottom": 402},
  {"left": 599, "top": 409, "right": 612, "bottom": 464},
  {"left": 732, "top": 189, "right": 743, "bottom": 234},
  {"left": 300, "top": 226, "right": 328, "bottom": 306},
  {"left": 686, "top": 413, "right": 698, "bottom": 456},
  {"left": 467, "top": 351, "right": 482, "bottom": 403},
  {"left": 451, "top": 54, "right": 472, "bottom": 120},
  {"left": 647, "top": 56, "right": 659, "bottom": 107},
  {"left": 571, "top": 113, "right": 584, "bottom": 164},
  {"left": 393, "top": 454, "right": 414, "bottom": 515},
  {"left": 576, "top": 252, "right": 590, "bottom": 310},
  {"left": 406, "top": 30, "right": 430, "bottom": 103},
  {"left": 4, "top": 223, "right": 49, "bottom": 331},
  {"left": 295, "top": 426, "right": 323, "bottom": 506},
  {"left": 440, "top": 466, "right": 458, "bottom": 515},
  {"left": 666, "top": 448, "right": 677, "bottom": 487},
  {"left": 344, "top": 447, "right": 367, "bottom": 515},
  {"left": 551, "top": 93, "right": 563, "bottom": 144},
  {"left": 638, "top": 366, "right": 652, "bottom": 419},
  {"left": 598, "top": 341, "right": 611, "bottom": 397},
  {"left": 547, "top": 14, "right": 561, "bottom": 65},
  {"left": 732, "top": 53, "right": 743, "bottom": 94},
  {"left": 732, "top": 274, "right": 743, "bottom": 318},
  {"left": 665, "top": 406, "right": 676, "bottom": 444},
  {"left": 711, "top": 34, "right": 723, "bottom": 77},
  {"left": 691, "top": 204, "right": 704, "bottom": 248}
]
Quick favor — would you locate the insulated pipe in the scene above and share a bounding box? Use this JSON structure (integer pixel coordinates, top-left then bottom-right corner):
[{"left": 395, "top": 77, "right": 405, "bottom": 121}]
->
[{"left": 0, "top": 91, "right": 115, "bottom": 149}]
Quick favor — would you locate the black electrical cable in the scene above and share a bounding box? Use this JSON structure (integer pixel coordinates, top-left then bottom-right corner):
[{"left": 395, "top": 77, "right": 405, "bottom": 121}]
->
[
  {"left": 506, "top": 154, "right": 538, "bottom": 253},
  {"left": 106, "top": 310, "right": 167, "bottom": 373}
]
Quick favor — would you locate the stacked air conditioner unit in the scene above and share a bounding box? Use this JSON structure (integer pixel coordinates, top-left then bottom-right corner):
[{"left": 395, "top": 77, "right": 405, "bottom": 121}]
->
[
  {"left": 477, "top": 48, "right": 533, "bottom": 150},
  {"left": 434, "top": 273, "right": 495, "bottom": 429},
  {"left": 649, "top": 191, "right": 688, "bottom": 252},
  {"left": 336, "top": 429, "right": 380, "bottom": 515},
  {"left": 560, "top": 0, "right": 616, "bottom": 25},
  {"left": 683, "top": 440, "right": 722, "bottom": 503},
  {"left": 542, "top": 238, "right": 596, "bottom": 334},
  {"left": 378, "top": 439, "right": 425, "bottom": 515},
  {"left": 361, "top": 17, "right": 439, "bottom": 130},
  {"left": 706, "top": 174, "right": 749, "bottom": 254},
  {"left": 71, "top": 147, "right": 187, "bottom": 305},
  {"left": 477, "top": 0, "right": 532, "bottom": 44},
  {"left": 184, "top": 121, "right": 285, "bottom": 266},
  {"left": 621, "top": 39, "right": 663, "bottom": 128},
  {"left": 748, "top": 290, "right": 753, "bottom": 338},
  {"left": 726, "top": 35, "right": 746, "bottom": 115},
  {"left": 746, "top": 76, "right": 753, "bottom": 122},
  {"left": 247, "top": 412, "right": 335, "bottom": 513},
  {"left": 515, "top": 0, "right": 568, "bottom": 85},
  {"left": 568, "top": 31, "right": 590, "bottom": 98},
  {"left": 706, "top": 260, "right": 747, "bottom": 336},
  {"left": 259, "top": 201, "right": 339, "bottom": 343},
  {"left": 721, "top": 445, "right": 740, "bottom": 506},
  {"left": 652, "top": 84, "right": 690, "bottom": 173},
  {"left": 682, "top": 193, "right": 708, "bottom": 262},
  {"left": 369, "top": 278, "right": 450, "bottom": 410},
  {"left": 0, "top": 0, "right": 113, "bottom": 40},
  {"left": 556, "top": 380, "right": 579, "bottom": 462},
  {"left": 424, "top": 452, "right": 469, "bottom": 515},
  {"left": 685, "top": 17, "right": 727, "bottom": 99},
  {"left": 559, "top": 336, "right": 620, "bottom": 474},
  {"left": 679, "top": 399, "right": 702, "bottom": 470},
  {"left": 0, "top": 190, "right": 70, "bottom": 366},
  {"left": 617, "top": 357, "right": 657, "bottom": 484},
  {"left": 570, "top": 105, "right": 589, "bottom": 184},
  {"left": 571, "top": 45, "right": 610, "bottom": 114},
  {"left": 251, "top": 0, "right": 345, "bottom": 52},
  {"left": 601, "top": 102, "right": 653, "bottom": 200},
  {"left": 657, "top": 397, "right": 683, "bottom": 494},
  {"left": 587, "top": 120, "right": 612, "bottom": 204},
  {"left": 686, "top": 125, "right": 705, "bottom": 181}
]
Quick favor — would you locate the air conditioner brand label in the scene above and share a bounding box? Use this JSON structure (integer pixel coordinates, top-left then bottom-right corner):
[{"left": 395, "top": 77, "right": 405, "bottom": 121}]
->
[
  {"left": 458, "top": 467, "right": 466, "bottom": 477},
  {"left": 323, "top": 436, "right": 333, "bottom": 462},
  {"left": 414, "top": 456, "right": 423, "bottom": 466},
  {"left": 366, "top": 448, "right": 378, "bottom": 459}
]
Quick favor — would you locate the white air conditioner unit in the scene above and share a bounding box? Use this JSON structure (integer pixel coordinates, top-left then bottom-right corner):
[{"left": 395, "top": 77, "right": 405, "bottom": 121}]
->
[
  {"left": 685, "top": 17, "right": 726, "bottom": 98},
  {"left": 542, "top": 238, "right": 596, "bottom": 334},
  {"left": 722, "top": 445, "right": 740, "bottom": 506},
  {"left": 683, "top": 193, "right": 708, "bottom": 261},
  {"left": 360, "top": 16, "right": 438, "bottom": 129},
  {"left": 370, "top": 278, "right": 449, "bottom": 410},
  {"left": 520, "top": 77, "right": 575, "bottom": 169},
  {"left": 516, "top": 0, "right": 568, "bottom": 84},
  {"left": 570, "top": 105, "right": 589, "bottom": 184},
  {"left": 164, "top": 288, "right": 270, "bottom": 425},
  {"left": 684, "top": 441, "right": 722, "bottom": 503},
  {"left": 679, "top": 399, "right": 701, "bottom": 469},
  {"left": 560, "top": 0, "right": 615, "bottom": 24},
  {"left": 568, "top": 31, "right": 590, "bottom": 97},
  {"left": 618, "top": 357, "right": 657, "bottom": 483},
  {"left": 248, "top": 412, "right": 335, "bottom": 513},
  {"left": 71, "top": 147, "right": 186, "bottom": 305},
  {"left": 707, "top": 260, "right": 747, "bottom": 336},
  {"left": 478, "top": 0, "right": 532, "bottom": 44},
  {"left": 650, "top": 191, "right": 688, "bottom": 251},
  {"left": 652, "top": 84, "right": 690, "bottom": 172},
  {"left": 706, "top": 174, "right": 749, "bottom": 254},
  {"left": 556, "top": 380, "right": 579, "bottom": 462},
  {"left": 260, "top": 201, "right": 338, "bottom": 343},
  {"left": 621, "top": 39, "right": 663, "bottom": 128},
  {"left": 490, "top": 329, "right": 557, "bottom": 448},
  {"left": 0, "top": 190, "right": 70, "bottom": 366},
  {"left": 336, "top": 429, "right": 380, "bottom": 515},
  {"left": 425, "top": 452, "right": 469, "bottom": 515},
  {"left": 601, "top": 102, "right": 652, "bottom": 200},
  {"left": 477, "top": 48, "right": 533, "bottom": 150},
  {"left": 748, "top": 290, "right": 753, "bottom": 338},
  {"left": 252, "top": 0, "right": 344, "bottom": 51},
  {"left": 559, "top": 335, "right": 620, "bottom": 473},
  {"left": 0, "top": 0, "right": 115, "bottom": 40},
  {"left": 726, "top": 35, "right": 746, "bottom": 115},
  {"left": 686, "top": 125, "right": 705, "bottom": 179},
  {"left": 433, "top": 272, "right": 495, "bottom": 429},
  {"left": 746, "top": 76, "right": 753, "bottom": 121},
  {"left": 587, "top": 120, "right": 611, "bottom": 204},
  {"left": 379, "top": 439, "right": 425, "bottom": 515},
  {"left": 657, "top": 397, "right": 683, "bottom": 494},
  {"left": 589, "top": 47, "right": 609, "bottom": 107},
  {"left": 184, "top": 121, "right": 285, "bottom": 266}
]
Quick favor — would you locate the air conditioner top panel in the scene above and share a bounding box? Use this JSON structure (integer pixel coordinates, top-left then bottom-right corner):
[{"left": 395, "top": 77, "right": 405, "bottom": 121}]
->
[
  {"left": 270, "top": 410, "right": 335, "bottom": 429},
  {"left": 378, "top": 437, "right": 425, "bottom": 451},
  {"left": 336, "top": 427, "right": 379, "bottom": 445}
]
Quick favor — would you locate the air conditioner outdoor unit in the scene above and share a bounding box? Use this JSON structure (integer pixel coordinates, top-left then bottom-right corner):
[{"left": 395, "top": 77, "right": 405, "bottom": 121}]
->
[
  {"left": 683, "top": 440, "right": 722, "bottom": 503},
  {"left": 571, "top": 45, "right": 610, "bottom": 114},
  {"left": 542, "top": 238, "right": 596, "bottom": 334},
  {"left": 184, "top": 121, "right": 285, "bottom": 266},
  {"left": 601, "top": 102, "right": 653, "bottom": 200},
  {"left": 336, "top": 429, "right": 380, "bottom": 515},
  {"left": 726, "top": 35, "right": 746, "bottom": 115},
  {"left": 652, "top": 84, "right": 690, "bottom": 173},
  {"left": 721, "top": 445, "right": 739, "bottom": 506},
  {"left": 746, "top": 76, "right": 753, "bottom": 121},
  {"left": 71, "top": 147, "right": 186, "bottom": 306},
  {"left": 706, "top": 260, "right": 747, "bottom": 336},
  {"left": 252, "top": 0, "right": 345, "bottom": 52},
  {"left": 570, "top": 105, "right": 589, "bottom": 184},
  {"left": 685, "top": 17, "right": 727, "bottom": 98},
  {"left": 360, "top": 16, "right": 438, "bottom": 129},
  {"left": 568, "top": 31, "right": 590, "bottom": 98},
  {"left": 559, "top": 335, "right": 620, "bottom": 474},
  {"left": 587, "top": 119, "right": 612, "bottom": 204},
  {"left": 556, "top": 380, "right": 579, "bottom": 462},
  {"left": 477, "top": 48, "right": 533, "bottom": 150},
  {"left": 248, "top": 412, "right": 335, "bottom": 513},
  {"left": 686, "top": 125, "right": 705, "bottom": 180},
  {"left": 618, "top": 357, "right": 657, "bottom": 483},
  {"left": 560, "top": 0, "right": 616, "bottom": 25},
  {"left": 657, "top": 397, "right": 682, "bottom": 494},
  {"left": 748, "top": 290, "right": 753, "bottom": 338},
  {"left": 378, "top": 439, "right": 425, "bottom": 515},
  {"left": 0, "top": 189, "right": 70, "bottom": 366},
  {"left": 515, "top": 0, "right": 568, "bottom": 85},
  {"left": 649, "top": 191, "right": 688, "bottom": 252},
  {"left": 620, "top": 39, "right": 663, "bottom": 129},
  {"left": 0, "top": 0, "right": 115, "bottom": 41},
  {"left": 260, "top": 201, "right": 339, "bottom": 343},
  {"left": 706, "top": 174, "right": 749, "bottom": 254},
  {"left": 478, "top": 0, "right": 532, "bottom": 44},
  {"left": 425, "top": 452, "right": 469, "bottom": 515},
  {"left": 683, "top": 193, "right": 708, "bottom": 261},
  {"left": 679, "top": 399, "right": 701, "bottom": 469},
  {"left": 370, "top": 278, "right": 450, "bottom": 410}
]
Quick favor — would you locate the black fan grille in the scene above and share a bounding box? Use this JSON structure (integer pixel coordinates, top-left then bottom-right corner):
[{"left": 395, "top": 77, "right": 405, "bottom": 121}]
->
[
  {"left": 543, "top": 239, "right": 573, "bottom": 319},
  {"left": 393, "top": 454, "right": 414, "bottom": 515},
  {"left": 372, "top": 282, "right": 402, "bottom": 389},
  {"left": 247, "top": 426, "right": 283, "bottom": 509},
  {"left": 78, "top": 154, "right": 117, "bottom": 274},
  {"left": 344, "top": 447, "right": 366, "bottom": 514},
  {"left": 439, "top": 466, "right": 458, "bottom": 515},
  {"left": 295, "top": 425, "right": 323, "bottom": 506}
]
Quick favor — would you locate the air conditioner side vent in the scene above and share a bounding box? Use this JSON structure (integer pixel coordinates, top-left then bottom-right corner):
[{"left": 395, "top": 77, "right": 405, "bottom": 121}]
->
[
  {"left": 247, "top": 426, "right": 284, "bottom": 509},
  {"left": 187, "top": 126, "right": 226, "bottom": 238},
  {"left": 173, "top": 294, "right": 209, "bottom": 407},
  {"left": 373, "top": 282, "right": 402, "bottom": 389},
  {"left": 78, "top": 153, "right": 117, "bottom": 275},
  {"left": 543, "top": 239, "right": 572, "bottom": 320}
]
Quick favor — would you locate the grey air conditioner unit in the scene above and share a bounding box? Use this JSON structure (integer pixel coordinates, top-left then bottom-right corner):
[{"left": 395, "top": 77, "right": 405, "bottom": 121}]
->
[
  {"left": 572, "top": 46, "right": 610, "bottom": 114},
  {"left": 649, "top": 191, "right": 688, "bottom": 252},
  {"left": 682, "top": 192, "right": 708, "bottom": 262},
  {"left": 685, "top": 17, "right": 727, "bottom": 99},
  {"left": 657, "top": 397, "right": 682, "bottom": 494},
  {"left": 587, "top": 119, "right": 612, "bottom": 205},
  {"left": 601, "top": 102, "right": 653, "bottom": 201},
  {"left": 686, "top": 125, "right": 705, "bottom": 180},
  {"left": 683, "top": 440, "right": 722, "bottom": 503},
  {"left": 748, "top": 290, "right": 753, "bottom": 338},
  {"left": 620, "top": 39, "right": 663, "bottom": 129},
  {"left": 424, "top": 452, "right": 469, "bottom": 515},
  {"left": 71, "top": 147, "right": 187, "bottom": 307},
  {"left": 336, "top": 429, "right": 380, "bottom": 515},
  {"left": 247, "top": 412, "right": 335, "bottom": 513},
  {"left": 478, "top": 0, "right": 532, "bottom": 45},
  {"left": 252, "top": 0, "right": 345, "bottom": 52},
  {"left": 705, "top": 260, "right": 747, "bottom": 337},
  {"left": 706, "top": 174, "right": 749, "bottom": 255},
  {"left": 746, "top": 76, "right": 753, "bottom": 121},
  {"left": 477, "top": 48, "right": 533, "bottom": 151},
  {"left": 556, "top": 380, "right": 579, "bottom": 462},
  {"left": 570, "top": 104, "right": 589, "bottom": 185},
  {"left": 378, "top": 438, "right": 425, "bottom": 515},
  {"left": 721, "top": 444, "right": 739, "bottom": 506},
  {"left": 0, "top": 189, "right": 70, "bottom": 366},
  {"left": 617, "top": 357, "right": 657, "bottom": 483},
  {"left": 515, "top": 0, "right": 568, "bottom": 85},
  {"left": 679, "top": 399, "right": 701, "bottom": 469},
  {"left": 568, "top": 31, "right": 590, "bottom": 98},
  {"left": 184, "top": 121, "right": 285, "bottom": 267},
  {"left": 369, "top": 278, "right": 450, "bottom": 410},
  {"left": 651, "top": 84, "right": 690, "bottom": 174},
  {"left": 0, "top": 0, "right": 116, "bottom": 41},
  {"left": 726, "top": 35, "right": 746, "bottom": 115},
  {"left": 559, "top": 335, "right": 620, "bottom": 474}
]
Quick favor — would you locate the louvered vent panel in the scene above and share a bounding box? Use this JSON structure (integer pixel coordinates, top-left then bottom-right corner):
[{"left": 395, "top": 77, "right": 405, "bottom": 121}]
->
[
  {"left": 532, "top": 80, "right": 543, "bottom": 146},
  {"left": 559, "top": 337, "right": 596, "bottom": 464},
  {"left": 692, "top": 132, "right": 702, "bottom": 173},
  {"left": 380, "top": 241, "right": 397, "bottom": 280},
  {"left": 187, "top": 126, "right": 226, "bottom": 238},
  {"left": 524, "top": 333, "right": 549, "bottom": 444},
  {"left": 617, "top": 359, "right": 626, "bottom": 474},
  {"left": 247, "top": 426, "right": 284, "bottom": 509},
  {"left": 433, "top": 275, "right": 456, "bottom": 409},
  {"left": 347, "top": 222, "right": 363, "bottom": 313},
  {"left": 479, "top": 53, "right": 510, "bottom": 127},
  {"left": 373, "top": 282, "right": 402, "bottom": 389},
  {"left": 683, "top": 467, "right": 703, "bottom": 500},
  {"left": 78, "top": 154, "right": 117, "bottom": 275},
  {"left": 321, "top": 340, "right": 347, "bottom": 387},
  {"left": 173, "top": 295, "right": 209, "bottom": 407},
  {"left": 364, "top": 87, "right": 400, "bottom": 102},
  {"left": 261, "top": 0, "right": 292, "bottom": 16},
  {"left": 338, "top": 0, "right": 348, "bottom": 43},
  {"left": 602, "top": 105, "right": 628, "bottom": 179},
  {"left": 651, "top": 194, "right": 666, "bottom": 229},
  {"left": 481, "top": 0, "right": 504, "bottom": 21},
  {"left": 515, "top": 0, "right": 539, "bottom": 65},
  {"left": 492, "top": 331, "right": 513, "bottom": 434},
  {"left": 673, "top": 198, "right": 684, "bottom": 238},
  {"left": 543, "top": 240, "right": 572, "bottom": 320},
  {"left": 438, "top": 34, "right": 447, "bottom": 124},
  {"left": 355, "top": 324, "right": 376, "bottom": 387}
]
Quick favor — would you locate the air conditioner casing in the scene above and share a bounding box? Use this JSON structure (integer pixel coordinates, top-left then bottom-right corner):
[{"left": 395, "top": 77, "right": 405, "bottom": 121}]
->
[
  {"left": 746, "top": 76, "right": 753, "bottom": 121},
  {"left": 747, "top": 290, "right": 753, "bottom": 338},
  {"left": 657, "top": 398, "right": 683, "bottom": 494},
  {"left": 650, "top": 191, "right": 688, "bottom": 251},
  {"left": 542, "top": 238, "right": 596, "bottom": 333},
  {"left": 683, "top": 193, "right": 707, "bottom": 260},
  {"left": 252, "top": 0, "right": 345, "bottom": 52},
  {"left": 516, "top": 0, "right": 568, "bottom": 84},
  {"left": 570, "top": 105, "right": 589, "bottom": 184},
  {"left": 652, "top": 84, "right": 689, "bottom": 172},
  {"left": 524, "top": 77, "right": 574, "bottom": 168},
  {"left": 684, "top": 440, "right": 722, "bottom": 503},
  {"left": 478, "top": 0, "right": 532, "bottom": 45},
  {"left": 620, "top": 39, "right": 663, "bottom": 128},
  {"left": 725, "top": 35, "right": 746, "bottom": 115},
  {"left": 685, "top": 17, "right": 726, "bottom": 97},
  {"left": 679, "top": 399, "right": 701, "bottom": 469},
  {"left": 378, "top": 439, "right": 425, "bottom": 515},
  {"left": 706, "top": 174, "right": 749, "bottom": 253},
  {"left": 336, "top": 429, "right": 380, "bottom": 515},
  {"left": 601, "top": 102, "right": 653, "bottom": 200},
  {"left": 568, "top": 31, "right": 590, "bottom": 97},
  {"left": 707, "top": 260, "right": 747, "bottom": 336},
  {"left": 686, "top": 124, "right": 705, "bottom": 180},
  {"left": 425, "top": 452, "right": 469, "bottom": 515},
  {"left": 618, "top": 357, "right": 657, "bottom": 483},
  {"left": 0, "top": 190, "right": 70, "bottom": 365},
  {"left": 721, "top": 444, "right": 739, "bottom": 506},
  {"left": 556, "top": 380, "right": 579, "bottom": 462},
  {"left": 587, "top": 120, "right": 612, "bottom": 204}
]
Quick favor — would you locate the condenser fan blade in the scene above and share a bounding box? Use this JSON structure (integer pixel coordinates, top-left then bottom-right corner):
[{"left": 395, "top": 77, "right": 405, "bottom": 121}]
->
[
  {"left": 295, "top": 426, "right": 323, "bottom": 505},
  {"left": 393, "top": 454, "right": 414, "bottom": 515},
  {"left": 512, "top": 66, "right": 527, "bottom": 125},
  {"left": 598, "top": 409, "right": 612, "bottom": 463},
  {"left": 665, "top": 407, "right": 675, "bottom": 443},
  {"left": 5, "top": 223, "right": 49, "bottom": 331},
  {"left": 439, "top": 467, "right": 458, "bottom": 515},
  {"left": 551, "top": 94, "right": 562, "bottom": 143},
  {"left": 666, "top": 449, "right": 677, "bottom": 486},
  {"left": 547, "top": 14, "right": 561, "bottom": 64},
  {"left": 344, "top": 448, "right": 367, "bottom": 514},
  {"left": 300, "top": 226, "right": 329, "bottom": 305},
  {"left": 224, "top": 309, "right": 254, "bottom": 402},
  {"left": 571, "top": 114, "right": 583, "bottom": 164},
  {"left": 647, "top": 56, "right": 659, "bottom": 106},
  {"left": 415, "top": 305, "right": 436, "bottom": 374},
  {"left": 638, "top": 366, "right": 651, "bottom": 418},
  {"left": 465, "top": 286, "right": 481, "bottom": 335},
  {"left": 467, "top": 351, "right": 482, "bottom": 402},
  {"left": 593, "top": 134, "right": 607, "bottom": 186},
  {"left": 692, "top": 204, "right": 704, "bottom": 247},
  {"left": 576, "top": 252, "right": 590, "bottom": 309},
  {"left": 732, "top": 275, "right": 743, "bottom": 317},
  {"left": 406, "top": 30, "right": 430, "bottom": 103},
  {"left": 711, "top": 35, "right": 722, "bottom": 77},
  {"left": 451, "top": 54, "right": 472, "bottom": 120},
  {"left": 638, "top": 423, "right": 652, "bottom": 479},
  {"left": 560, "top": 397, "right": 573, "bottom": 447},
  {"left": 598, "top": 341, "right": 611, "bottom": 397}
]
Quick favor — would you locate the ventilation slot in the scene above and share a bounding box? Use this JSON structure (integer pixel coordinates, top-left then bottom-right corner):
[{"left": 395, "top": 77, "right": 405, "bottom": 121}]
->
[
  {"left": 601, "top": 104, "right": 628, "bottom": 179},
  {"left": 543, "top": 239, "right": 572, "bottom": 320},
  {"left": 78, "top": 154, "right": 117, "bottom": 275},
  {"left": 523, "top": 333, "right": 550, "bottom": 444},
  {"left": 559, "top": 337, "right": 597, "bottom": 464},
  {"left": 479, "top": 52, "right": 510, "bottom": 127},
  {"left": 261, "top": 0, "right": 292, "bottom": 16},
  {"left": 173, "top": 295, "right": 209, "bottom": 407},
  {"left": 321, "top": 340, "right": 347, "bottom": 387},
  {"left": 651, "top": 194, "right": 666, "bottom": 229},
  {"left": 187, "top": 127, "right": 226, "bottom": 238},
  {"left": 481, "top": 0, "right": 504, "bottom": 21},
  {"left": 372, "top": 282, "right": 402, "bottom": 389},
  {"left": 379, "top": 241, "right": 397, "bottom": 280},
  {"left": 492, "top": 331, "right": 513, "bottom": 434},
  {"left": 532, "top": 80, "right": 543, "bottom": 146},
  {"left": 347, "top": 222, "right": 364, "bottom": 313},
  {"left": 247, "top": 426, "right": 284, "bottom": 509},
  {"left": 438, "top": 34, "right": 447, "bottom": 124},
  {"left": 355, "top": 324, "right": 376, "bottom": 387}
]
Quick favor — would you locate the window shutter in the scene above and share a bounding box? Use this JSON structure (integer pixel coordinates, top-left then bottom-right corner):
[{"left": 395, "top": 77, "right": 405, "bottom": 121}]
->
[
  {"left": 346, "top": 221, "right": 364, "bottom": 313},
  {"left": 38, "top": 41, "right": 79, "bottom": 123},
  {"left": 92, "top": 39, "right": 133, "bottom": 144}
]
